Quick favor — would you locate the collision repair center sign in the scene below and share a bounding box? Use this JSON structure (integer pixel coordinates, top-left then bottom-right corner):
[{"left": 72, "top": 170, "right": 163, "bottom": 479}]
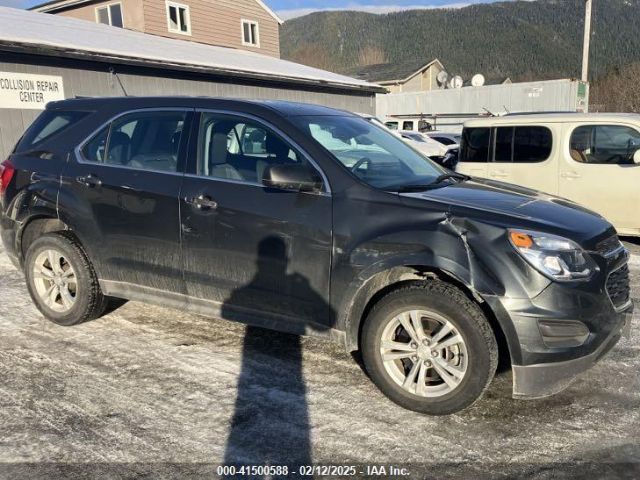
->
[{"left": 0, "top": 72, "right": 65, "bottom": 110}]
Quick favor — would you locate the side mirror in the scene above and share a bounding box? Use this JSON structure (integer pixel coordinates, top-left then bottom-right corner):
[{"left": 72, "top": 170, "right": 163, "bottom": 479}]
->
[
  {"left": 262, "top": 164, "right": 323, "bottom": 193},
  {"left": 634, "top": 150, "right": 640, "bottom": 164}
]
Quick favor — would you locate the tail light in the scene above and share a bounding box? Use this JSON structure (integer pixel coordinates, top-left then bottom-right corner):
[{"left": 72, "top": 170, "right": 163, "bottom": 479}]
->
[{"left": 0, "top": 160, "right": 15, "bottom": 197}]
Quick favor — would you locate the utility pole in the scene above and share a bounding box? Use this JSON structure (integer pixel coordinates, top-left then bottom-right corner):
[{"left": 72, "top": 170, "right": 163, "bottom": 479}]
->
[{"left": 581, "top": 0, "right": 592, "bottom": 82}]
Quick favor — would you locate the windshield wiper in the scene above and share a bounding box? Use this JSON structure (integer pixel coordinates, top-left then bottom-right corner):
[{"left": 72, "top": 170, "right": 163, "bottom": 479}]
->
[
  {"left": 433, "top": 172, "right": 470, "bottom": 184},
  {"left": 389, "top": 184, "right": 436, "bottom": 192},
  {"left": 386, "top": 172, "right": 471, "bottom": 192}
]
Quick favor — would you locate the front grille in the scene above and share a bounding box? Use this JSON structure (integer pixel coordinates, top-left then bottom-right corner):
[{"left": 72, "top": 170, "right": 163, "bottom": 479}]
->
[{"left": 606, "top": 263, "right": 631, "bottom": 309}]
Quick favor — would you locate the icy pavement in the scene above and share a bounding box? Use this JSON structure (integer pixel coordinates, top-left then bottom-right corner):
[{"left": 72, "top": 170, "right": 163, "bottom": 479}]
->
[{"left": 0, "top": 244, "right": 638, "bottom": 479}]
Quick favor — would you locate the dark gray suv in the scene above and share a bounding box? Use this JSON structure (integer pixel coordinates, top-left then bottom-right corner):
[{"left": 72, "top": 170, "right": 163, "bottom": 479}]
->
[{"left": 0, "top": 97, "right": 633, "bottom": 414}]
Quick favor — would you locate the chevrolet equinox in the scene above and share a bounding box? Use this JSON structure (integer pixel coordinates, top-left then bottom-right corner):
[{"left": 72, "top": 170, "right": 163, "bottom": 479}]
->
[{"left": 0, "top": 97, "right": 633, "bottom": 415}]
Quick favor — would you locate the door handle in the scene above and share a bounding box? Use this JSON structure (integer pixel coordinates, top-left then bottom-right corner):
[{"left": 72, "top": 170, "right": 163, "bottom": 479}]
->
[
  {"left": 187, "top": 194, "right": 218, "bottom": 210},
  {"left": 561, "top": 172, "right": 581, "bottom": 179},
  {"left": 490, "top": 171, "right": 508, "bottom": 178},
  {"left": 76, "top": 175, "right": 102, "bottom": 187}
]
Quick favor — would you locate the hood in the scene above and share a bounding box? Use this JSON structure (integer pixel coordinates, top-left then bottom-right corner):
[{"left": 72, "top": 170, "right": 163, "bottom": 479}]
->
[{"left": 400, "top": 177, "right": 614, "bottom": 244}]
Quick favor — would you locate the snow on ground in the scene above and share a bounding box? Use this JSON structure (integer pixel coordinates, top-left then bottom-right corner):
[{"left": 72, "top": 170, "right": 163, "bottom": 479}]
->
[{"left": 0, "top": 244, "right": 638, "bottom": 479}]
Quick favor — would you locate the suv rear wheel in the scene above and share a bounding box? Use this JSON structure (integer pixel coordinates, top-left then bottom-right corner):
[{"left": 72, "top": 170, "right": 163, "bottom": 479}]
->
[
  {"left": 361, "top": 281, "right": 498, "bottom": 415},
  {"left": 25, "top": 232, "right": 107, "bottom": 326}
]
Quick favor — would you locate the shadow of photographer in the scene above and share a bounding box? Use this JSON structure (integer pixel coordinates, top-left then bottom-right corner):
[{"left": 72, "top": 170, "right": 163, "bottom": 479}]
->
[{"left": 221, "top": 235, "right": 335, "bottom": 476}]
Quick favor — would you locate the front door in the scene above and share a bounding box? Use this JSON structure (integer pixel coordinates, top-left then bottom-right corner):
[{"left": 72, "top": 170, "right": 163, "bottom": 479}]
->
[
  {"left": 559, "top": 123, "right": 640, "bottom": 235},
  {"left": 59, "top": 109, "right": 192, "bottom": 292},
  {"left": 179, "top": 112, "right": 333, "bottom": 329}
]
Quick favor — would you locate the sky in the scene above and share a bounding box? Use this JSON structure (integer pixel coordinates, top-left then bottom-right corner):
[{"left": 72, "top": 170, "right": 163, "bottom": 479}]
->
[{"left": 1, "top": 0, "right": 504, "bottom": 19}]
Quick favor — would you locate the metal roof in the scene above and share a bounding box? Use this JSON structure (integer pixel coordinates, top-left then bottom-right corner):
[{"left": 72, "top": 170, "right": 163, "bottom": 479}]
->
[
  {"left": 0, "top": 7, "right": 383, "bottom": 93},
  {"left": 346, "top": 59, "right": 444, "bottom": 84}
]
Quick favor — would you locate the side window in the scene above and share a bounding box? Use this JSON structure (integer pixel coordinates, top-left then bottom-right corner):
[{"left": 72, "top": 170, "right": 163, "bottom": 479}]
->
[
  {"left": 402, "top": 121, "right": 413, "bottom": 131},
  {"left": 570, "top": 125, "right": 640, "bottom": 164},
  {"left": 197, "top": 113, "right": 320, "bottom": 187},
  {"left": 494, "top": 127, "right": 513, "bottom": 162},
  {"left": 385, "top": 121, "right": 399, "bottom": 130},
  {"left": 81, "top": 111, "right": 186, "bottom": 172},
  {"left": 492, "top": 126, "right": 552, "bottom": 163},
  {"left": 512, "top": 126, "right": 552, "bottom": 163},
  {"left": 459, "top": 127, "right": 490, "bottom": 162},
  {"left": 16, "top": 110, "right": 88, "bottom": 153},
  {"left": 432, "top": 136, "right": 455, "bottom": 146},
  {"left": 82, "top": 126, "right": 109, "bottom": 162}
]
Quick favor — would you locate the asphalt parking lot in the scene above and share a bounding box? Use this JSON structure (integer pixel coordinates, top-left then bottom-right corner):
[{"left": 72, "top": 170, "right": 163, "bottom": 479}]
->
[{"left": 0, "top": 241, "right": 638, "bottom": 479}]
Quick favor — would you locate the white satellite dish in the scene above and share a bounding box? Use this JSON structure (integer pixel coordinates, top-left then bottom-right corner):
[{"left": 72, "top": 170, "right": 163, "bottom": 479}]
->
[
  {"left": 449, "top": 75, "right": 463, "bottom": 89},
  {"left": 471, "top": 73, "right": 485, "bottom": 87},
  {"left": 436, "top": 70, "right": 449, "bottom": 86}
]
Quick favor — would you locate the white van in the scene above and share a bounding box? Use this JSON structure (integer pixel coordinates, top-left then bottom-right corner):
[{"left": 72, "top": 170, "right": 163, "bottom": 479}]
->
[{"left": 457, "top": 113, "right": 640, "bottom": 236}]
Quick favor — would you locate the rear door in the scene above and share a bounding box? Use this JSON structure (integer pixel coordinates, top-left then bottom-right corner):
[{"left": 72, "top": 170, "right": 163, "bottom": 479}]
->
[
  {"left": 179, "top": 111, "right": 333, "bottom": 328},
  {"left": 457, "top": 127, "right": 490, "bottom": 177},
  {"left": 559, "top": 122, "right": 640, "bottom": 234},
  {"left": 58, "top": 108, "right": 192, "bottom": 293},
  {"left": 488, "top": 125, "right": 557, "bottom": 194}
]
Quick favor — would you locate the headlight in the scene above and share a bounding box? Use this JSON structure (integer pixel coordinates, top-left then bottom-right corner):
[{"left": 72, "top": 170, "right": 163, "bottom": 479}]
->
[{"left": 508, "top": 229, "right": 597, "bottom": 281}]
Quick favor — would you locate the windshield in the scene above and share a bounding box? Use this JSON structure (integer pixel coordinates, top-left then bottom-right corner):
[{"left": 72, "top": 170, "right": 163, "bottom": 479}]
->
[{"left": 297, "top": 115, "right": 445, "bottom": 190}]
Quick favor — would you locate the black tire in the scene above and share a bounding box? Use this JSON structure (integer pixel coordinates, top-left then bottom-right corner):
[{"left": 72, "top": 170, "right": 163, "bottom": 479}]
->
[
  {"left": 24, "top": 232, "right": 107, "bottom": 326},
  {"left": 361, "top": 280, "right": 498, "bottom": 415}
]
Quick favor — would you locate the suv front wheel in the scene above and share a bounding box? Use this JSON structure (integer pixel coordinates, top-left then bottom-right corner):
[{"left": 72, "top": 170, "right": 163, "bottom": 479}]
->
[
  {"left": 361, "top": 281, "right": 498, "bottom": 415},
  {"left": 24, "top": 232, "right": 108, "bottom": 326}
]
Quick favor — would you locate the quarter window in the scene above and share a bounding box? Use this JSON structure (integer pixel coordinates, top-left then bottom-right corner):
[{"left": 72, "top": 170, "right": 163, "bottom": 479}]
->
[
  {"left": 241, "top": 20, "right": 259, "bottom": 46},
  {"left": 570, "top": 125, "right": 640, "bottom": 164},
  {"left": 95, "top": 3, "right": 123, "bottom": 28},
  {"left": 492, "top": 126, "right": 552, "bottom": 163},
  {"left": 197, "top": 113, "right": 318, "bottom": 186},
  {"left": 459, "top": 127, "right": 490, "bottom": 163},
  {"left": 167, "top": 2, "right": 190, "bottom": 35},
  {"left": 81, "top": 111, "right": 186, "bottom": 172},
  {"left": 16, "top": 110, "right": 88, "bottom": 153}
]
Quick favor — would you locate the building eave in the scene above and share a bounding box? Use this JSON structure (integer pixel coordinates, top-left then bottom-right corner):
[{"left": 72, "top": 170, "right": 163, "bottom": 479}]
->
[{"left": 0, "top": 41, "right": 385, "bottom": 94}]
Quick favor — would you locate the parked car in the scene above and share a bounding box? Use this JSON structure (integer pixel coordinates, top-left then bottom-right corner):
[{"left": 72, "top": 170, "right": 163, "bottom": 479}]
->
[
  {"left": 399, "top": 130, "right": 452, "bottom": 163},
  {"left": 0, "top": 98, "right": 633, "bottom": 415},
  {"left": 457, "top": 113, "right": 640, "bottom": 236},
  {"left": 425, "top": 132, "right": 462, "bottom": 147},
  {"left": 385, "top": 118, "right": 432, "bottom": 132},
  {"left": 360, "top": 115, "right": 452, "bottom": 166}
]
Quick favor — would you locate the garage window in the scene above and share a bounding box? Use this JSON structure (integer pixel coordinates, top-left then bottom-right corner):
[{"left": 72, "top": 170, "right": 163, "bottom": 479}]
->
[
  {"left": 570, "top": 125, "right": 640, "bottom": 164},
  {"left": 167, "top": 1, "right": 191, "bottom": 35},
  {"left": 241, "top": 20, "right": 259, "bottom": 47},
  {"left": 95, "top": 3, "right": 123, "bottom": 28}
]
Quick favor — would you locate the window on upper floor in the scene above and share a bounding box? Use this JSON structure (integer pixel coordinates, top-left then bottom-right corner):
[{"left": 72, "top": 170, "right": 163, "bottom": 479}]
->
[
  {"left": 241, "top": 20, "right": 260, "bottom": 47},
  {"left": 166, "top": 1, "right": 191, "bottom": 35},
  {"left": 95, "top": 3, "right": 123, "bottom": 28}
]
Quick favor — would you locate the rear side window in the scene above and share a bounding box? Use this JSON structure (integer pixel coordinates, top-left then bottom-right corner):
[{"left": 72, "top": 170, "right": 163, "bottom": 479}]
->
[
  {"left": 80, "top": 110, "right": 187, "bottom": 172},
  {"left": 492, "top": 126, "right": 552, "bottom": 163},
  {"left": 402, "top": 121, "right": 413, "bottom": 131},
  {"left": 459, "top": 127, "right": 490, "bottom": 162},
  {"left": 432, "top": 136, "right": 455, "bottom": 146},
  {"left": 570, "top": 125, "right": 640, "bottom": 164},
  {"left": 16, "top": 110, "right": 88, "bottom": 153}
]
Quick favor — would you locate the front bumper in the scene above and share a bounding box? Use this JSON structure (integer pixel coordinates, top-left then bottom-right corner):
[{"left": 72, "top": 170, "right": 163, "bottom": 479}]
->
[{"left": 512, "top": 304, "right": 633, "bottom": 399}]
